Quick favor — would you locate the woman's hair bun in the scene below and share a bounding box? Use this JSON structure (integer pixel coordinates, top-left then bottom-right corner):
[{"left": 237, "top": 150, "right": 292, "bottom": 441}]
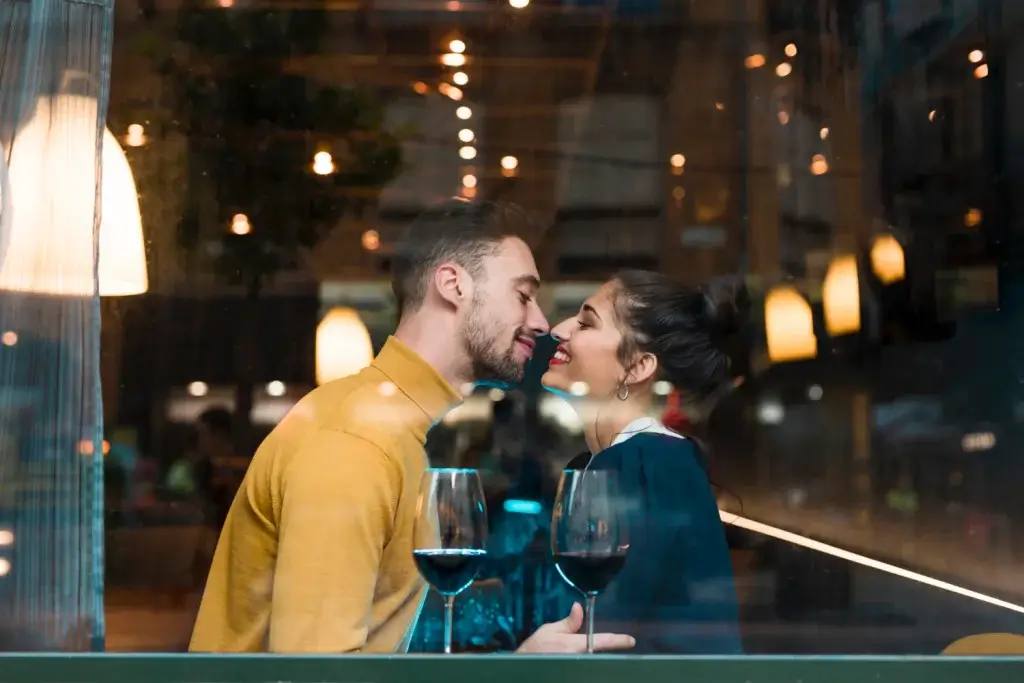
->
[{"left": 701, "top": 277, "right": 750, "bottom": 339}]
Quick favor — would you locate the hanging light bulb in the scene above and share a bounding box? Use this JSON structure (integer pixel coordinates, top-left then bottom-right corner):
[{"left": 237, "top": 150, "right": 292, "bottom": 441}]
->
[
  {"left": 230, "top": 213, "right": 251, "bottom": 235},
  {"left": 125, "top": 124, "right": 146, "bottom": 147},
  {"left": 361, "top": 229, "right": 380, "bottom": 251},
  {"left": 316, "top": 307, "right": 374, "bottom": 385},
  {"left": 441, "top": 53, "right": 466, "bottom": 67},
  {"left": 312, "top": 151, "right": 335, "bottom": 175},
  {"left": 0, "top": 94, "right": 148, "bottom": 296}
]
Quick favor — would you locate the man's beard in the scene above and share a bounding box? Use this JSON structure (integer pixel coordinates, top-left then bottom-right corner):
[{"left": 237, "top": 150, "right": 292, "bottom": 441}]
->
[{"left": 462, "top": 296, "right": 525, "bottom": 386}]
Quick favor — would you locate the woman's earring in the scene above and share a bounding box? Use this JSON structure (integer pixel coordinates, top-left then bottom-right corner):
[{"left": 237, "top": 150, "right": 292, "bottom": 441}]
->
[{"left": 616, "top": 382, "right": 630, "bottom": 401}]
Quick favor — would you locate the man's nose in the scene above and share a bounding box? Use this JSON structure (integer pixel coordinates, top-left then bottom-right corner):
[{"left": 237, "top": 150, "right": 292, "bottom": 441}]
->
[{"left": 527, "top": 302, "right": 549, "bottom": 336}]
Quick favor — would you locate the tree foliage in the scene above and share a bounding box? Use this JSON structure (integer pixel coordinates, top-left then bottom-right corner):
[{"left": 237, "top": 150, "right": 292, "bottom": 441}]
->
[{"left": 154, "top": 6, "right": 403, "bottom": 290}]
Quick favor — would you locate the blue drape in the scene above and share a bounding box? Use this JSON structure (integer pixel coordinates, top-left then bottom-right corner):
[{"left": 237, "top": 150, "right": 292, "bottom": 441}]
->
[{"left": 0, "top": 0, "right": 113, "bottom": 651}]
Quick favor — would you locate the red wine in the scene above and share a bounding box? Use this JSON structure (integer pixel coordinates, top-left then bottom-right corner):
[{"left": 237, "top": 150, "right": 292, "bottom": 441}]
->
[
  {"left": 413, "top": 548, "right": 487, "bottom": 595},
  {"left": 554, "top": 550, "right": 627, "bottom": 594}
]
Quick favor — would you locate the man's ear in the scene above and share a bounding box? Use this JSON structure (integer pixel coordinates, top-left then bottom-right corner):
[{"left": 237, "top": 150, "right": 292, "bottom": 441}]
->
[
  {"left": 627, "top": 352, "right": 658, "bottom": 386},
  {"left": 433, "top": 262, "right": 467, "bottom": 308}
]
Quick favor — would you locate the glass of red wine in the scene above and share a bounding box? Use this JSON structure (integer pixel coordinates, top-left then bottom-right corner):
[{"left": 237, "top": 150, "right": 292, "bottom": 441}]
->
[
  {"left": 551, "top": 468, "right": 629, "bottom": 653},
  {"left": 413, "top": 467, "right": 488, "bottom": 654}
]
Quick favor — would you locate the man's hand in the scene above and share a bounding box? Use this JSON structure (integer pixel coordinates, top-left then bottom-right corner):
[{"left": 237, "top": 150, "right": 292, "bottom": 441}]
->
[{"left": 516, "top": 602, "right": 635, "bottom": 654}]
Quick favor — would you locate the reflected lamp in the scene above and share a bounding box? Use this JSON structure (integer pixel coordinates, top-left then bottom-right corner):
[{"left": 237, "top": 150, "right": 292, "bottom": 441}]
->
[
  {"left": 315, "top": 306, "right": 374, "bottom": 385},
  {"left": 823, "top": 254, "right": 861, "bottom": 336},
  {"left": 0, "top": 94, "right": 148, "bottom": 296},
  {"left": 870, "top": 234, "right": 905, "bottom": 285},
  {"left": 764, "top": 285, "right": 816, "bottom": 363}
]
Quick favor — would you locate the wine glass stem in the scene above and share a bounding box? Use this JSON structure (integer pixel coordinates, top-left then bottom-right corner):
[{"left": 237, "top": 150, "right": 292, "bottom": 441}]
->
[
  {"left": 443, "top": 595, "right": 455, "bottom": 654},
  {"left": 585, "top": 593, "right": 597, "bottom": 654}
]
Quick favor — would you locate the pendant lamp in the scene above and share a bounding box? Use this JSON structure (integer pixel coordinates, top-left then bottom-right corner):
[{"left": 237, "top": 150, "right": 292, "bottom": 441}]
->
[
  {"left": 0, "top": 94, "right": 148, "bottom": 297},
  {"left": 315, "top": 306, "right": 374, "bottom": 385},
  {"left": 764, "top": 285, "right": 817, "bottom": 363},
  {"left": 823, "top": 254, "right": 861, "bottom": 336}
]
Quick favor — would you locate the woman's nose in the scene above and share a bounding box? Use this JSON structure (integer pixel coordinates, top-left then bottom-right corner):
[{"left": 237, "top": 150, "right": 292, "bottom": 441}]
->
[{"left": 549, "top": 319, "right": 573, "bottom": 342}]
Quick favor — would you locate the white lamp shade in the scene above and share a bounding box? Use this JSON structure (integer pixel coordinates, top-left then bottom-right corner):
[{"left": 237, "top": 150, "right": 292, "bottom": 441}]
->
[
  {"left": 764, "top": 285, "right": 817, "bottom": 363},
  {"left": 0, "top": 151, "right": 10, "bottom": 275},
  {"left": 0, "top": 94, "right": 148, "bottom": 297},
  {"left": 823, "top": 254, "right": 861, "bottom": 336},
  {"left": 316, "top": 307, "right": 374, "bottom": 385}
]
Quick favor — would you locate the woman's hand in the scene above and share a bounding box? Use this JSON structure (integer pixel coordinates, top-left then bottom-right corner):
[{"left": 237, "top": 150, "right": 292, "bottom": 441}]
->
[{"left": 515, "top": 602, "right": 635, "bottom": 654}]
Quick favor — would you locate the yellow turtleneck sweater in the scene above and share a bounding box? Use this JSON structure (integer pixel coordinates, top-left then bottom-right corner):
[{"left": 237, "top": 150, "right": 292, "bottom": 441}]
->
[{"left": 189, "top": 337, "right": 461, "bottom": 653}]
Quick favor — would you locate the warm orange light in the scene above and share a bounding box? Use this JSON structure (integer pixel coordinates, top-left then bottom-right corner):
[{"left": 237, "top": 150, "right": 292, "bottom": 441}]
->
[
  {"left": 870, "top": 234, "right": 905, "bottom": 285},
  {"left": 361, "top": 230, "right": 380, "bottom": 251},
  {"left": 230, "top": 213, "right": 251, "bottom": 235},
  {"left": 823, "top": 254, "right": 861, "bottom": 336},
  {"left": 744, "top": 54, "right": 766, "bottom": 69},
  {"left": 764, "top": 286, "right": 816, "bottom": 363},
  {"left": 965, "top": 208, "right": 983, "bottom": 228}
]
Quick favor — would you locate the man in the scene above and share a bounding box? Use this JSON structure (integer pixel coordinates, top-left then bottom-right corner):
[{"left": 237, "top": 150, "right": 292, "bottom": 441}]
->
[{"left": 190, "top": 199, "right": 635, "bottom": 654}]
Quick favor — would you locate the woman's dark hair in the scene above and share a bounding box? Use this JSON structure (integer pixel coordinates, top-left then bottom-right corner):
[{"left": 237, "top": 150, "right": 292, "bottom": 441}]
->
[{"left": 610, "top": 269, "right": 748, "bottom": 420}]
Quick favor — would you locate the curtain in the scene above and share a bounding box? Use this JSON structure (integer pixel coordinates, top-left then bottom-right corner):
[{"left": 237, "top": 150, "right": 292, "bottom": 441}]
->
[{"left": 0, "top": 0, "right": 114, "bottom": 651}]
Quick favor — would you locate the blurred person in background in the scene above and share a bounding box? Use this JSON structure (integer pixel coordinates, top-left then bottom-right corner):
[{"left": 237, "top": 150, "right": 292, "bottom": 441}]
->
[
  {"left": 195, "top": 407, "right": 247, "bottom": 528},
  {"left": 190, "top": 199, "right": 633, "bottom": 654},
  {"left": 166, "top": 407, "right": 242, "bottom": 527},
  {"left": 541, "top": 270, "right": 746, "bottom": 654}
]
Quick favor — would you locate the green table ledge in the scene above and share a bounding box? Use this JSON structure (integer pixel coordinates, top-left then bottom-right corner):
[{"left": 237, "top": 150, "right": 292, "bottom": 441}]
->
[{"left": 1, "top": 654, "right": 1024, "bottom": 683}]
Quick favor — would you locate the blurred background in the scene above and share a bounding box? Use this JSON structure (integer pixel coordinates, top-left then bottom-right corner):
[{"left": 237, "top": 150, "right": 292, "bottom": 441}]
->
[{"left": 3, "top": 0, "right": 1024, "bottom": 657}]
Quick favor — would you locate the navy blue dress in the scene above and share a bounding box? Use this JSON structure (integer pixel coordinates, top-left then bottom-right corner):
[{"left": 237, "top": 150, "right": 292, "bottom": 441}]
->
[{"left": 564, "top": 433, "right": 744, "bottom": 654}]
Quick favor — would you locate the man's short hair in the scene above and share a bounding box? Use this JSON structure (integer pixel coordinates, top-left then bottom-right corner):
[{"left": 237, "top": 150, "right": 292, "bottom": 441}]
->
[
  {"left": 197, "top": 407, "right": 233, "bottom": 437},
  {"left": 391, "top": 199, "right": 538, "bottom": 315}
]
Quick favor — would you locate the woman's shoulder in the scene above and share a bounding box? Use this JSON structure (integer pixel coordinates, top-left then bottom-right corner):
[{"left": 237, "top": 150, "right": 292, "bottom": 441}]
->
[
  {"left": 607, "top": 432, "right": 699, "bottom": 464},
  {"left": 566, "top": 433, "right": 704, "bottom": 475},
  {"left": 603, "top": 433, "right": 713, "bottom": 492}
]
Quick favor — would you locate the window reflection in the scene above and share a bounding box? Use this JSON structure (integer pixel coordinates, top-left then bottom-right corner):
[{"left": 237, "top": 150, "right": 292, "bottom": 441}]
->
[{"left": 0, "top": 0, "right": 1022, "bottom": 658}]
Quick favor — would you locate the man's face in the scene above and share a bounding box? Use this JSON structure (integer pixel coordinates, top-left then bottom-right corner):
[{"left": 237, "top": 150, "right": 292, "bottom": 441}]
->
[{"left": 460, "top": 237, "right": 549, "bottom": 385}]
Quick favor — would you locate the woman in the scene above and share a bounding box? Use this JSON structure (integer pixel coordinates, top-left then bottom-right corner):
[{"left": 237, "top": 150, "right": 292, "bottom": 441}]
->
[{"left": 541, "top": 269, "right": 744, "bottom": 654}]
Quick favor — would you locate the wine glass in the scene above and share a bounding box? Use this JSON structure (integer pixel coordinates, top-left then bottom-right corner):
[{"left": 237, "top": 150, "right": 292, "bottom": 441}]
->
[
  {"left": 551, "top": 468, "right": 629, "bottom": 653},
  {"left": 413, "top": 467, "right": 488, "bottom": 654}
]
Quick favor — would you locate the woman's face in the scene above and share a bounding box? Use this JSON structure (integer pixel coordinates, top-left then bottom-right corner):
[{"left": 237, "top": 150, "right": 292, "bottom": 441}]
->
[{"left": 541, "top": 281, "right": 626, "bottom": 398}]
